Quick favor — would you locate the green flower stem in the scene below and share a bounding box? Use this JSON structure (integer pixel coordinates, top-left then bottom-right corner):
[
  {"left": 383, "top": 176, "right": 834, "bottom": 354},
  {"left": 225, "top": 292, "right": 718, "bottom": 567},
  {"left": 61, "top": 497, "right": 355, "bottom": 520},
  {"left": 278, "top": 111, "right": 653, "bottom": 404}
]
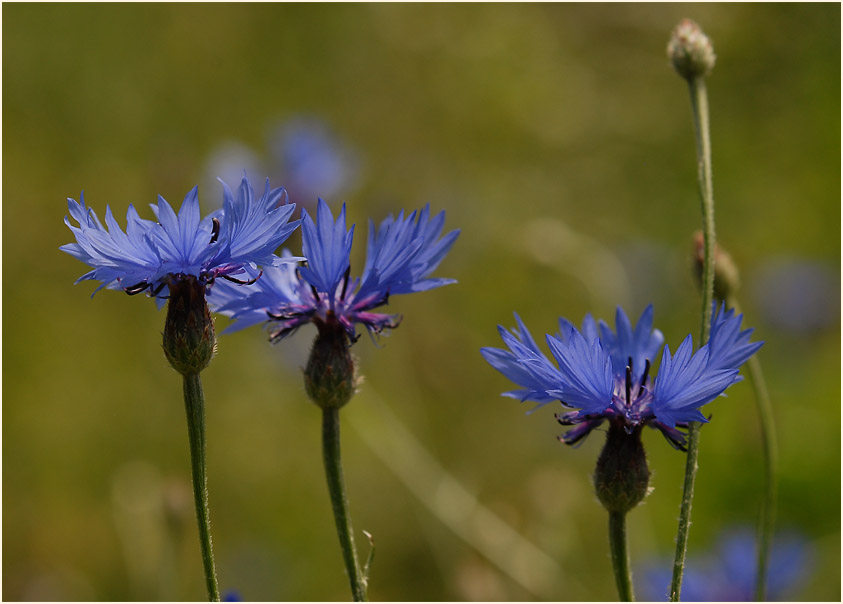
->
[
  {"left": 183, "top": 372, "right": 221, "bottom": 602},
  {"left": 727, "top": 297, "right": 778, "bottom": 602},
  {"left": 670, "top": 74, "right": 716, "bottom": 602},
  {"left": 747, "top": 354, "right": 778, "bottom": 601},
  {"left": 690, "top": 76, "right": 717, "bottom": 342},
  {"left": 670, "top": 421, "right": 701, "bottom": 602},
  {"left": 322, "top": 407, "right": 368, "bottom": 602},
  {"left": 609, "top": 511, "right": 634, "bottom": 601}
]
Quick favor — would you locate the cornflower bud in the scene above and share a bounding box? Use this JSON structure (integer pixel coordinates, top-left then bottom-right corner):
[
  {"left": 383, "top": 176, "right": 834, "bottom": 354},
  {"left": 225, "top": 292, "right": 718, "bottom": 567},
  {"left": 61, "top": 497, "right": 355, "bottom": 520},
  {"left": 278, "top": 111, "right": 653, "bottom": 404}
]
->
[
  {"left": 668, "top": 19, "right": 716, "bottom": 80},
  {"left": 693, "top": 230, "right": 740, "bottom": 301}
]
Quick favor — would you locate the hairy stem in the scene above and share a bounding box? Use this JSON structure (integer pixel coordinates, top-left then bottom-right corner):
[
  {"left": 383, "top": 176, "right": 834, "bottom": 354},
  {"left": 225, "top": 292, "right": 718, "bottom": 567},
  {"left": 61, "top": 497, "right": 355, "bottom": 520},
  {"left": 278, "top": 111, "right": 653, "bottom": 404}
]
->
[
  {"left": 609, "top": 511, "right": 634, "bottom": 601},
  {"left": 322, "top": 407, "right": 368, "bottom": 601},
  {"left": 670, "top": 75, "right": 715, "bottom": 602},
  {"left": 748, "top": 354, "right": 778, "bottom": 601},
  {"left": 183, "top": 373, "right": 220, "bottom": 602}
]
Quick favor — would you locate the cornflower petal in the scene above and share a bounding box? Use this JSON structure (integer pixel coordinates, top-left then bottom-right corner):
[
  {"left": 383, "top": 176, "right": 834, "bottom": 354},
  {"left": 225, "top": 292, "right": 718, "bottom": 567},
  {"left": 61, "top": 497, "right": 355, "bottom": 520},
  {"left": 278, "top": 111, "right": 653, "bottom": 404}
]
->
[
  {"left": 299, "top": 199, "right": 354, "bottom": 298},
  {"left": 177, "top": 186, "right": 203, "bottom": 256},
  {"left": 598, "top": 305, "right": 664, "bottom": 382},
  {"left": 479, "top": 314, "right": 564, "bottom": 406},
  {"left": 707, "top": 302, "right": 764, "bottom": 372},
  {"left": 581, "top": 313, "right": 600, "bottom": 343},
  {"left": 357, "top": 214, "right": 423, "bottom": 298},
  {"left": 401, "top": 205, "right": 460, "bottom": 281},
  {"left": 546, "top": 329, "right": 614, "bottom": 414},
  {"left": 61, "top": 197, "right": 162, "bottom": 291},
  {"left": 557, "top": 416, "right": 606, "bottom": 446},
  {"left": 355, "top": 205, "right": 460, "bottom": 302},
  {"left": 67, "top": 192, "right": 104, "bottom": 229},
  {"left": 354, "top": 213, "right": 416, "bottom": 302},
  {"left": 150, "top": 194, "right": 186, "bottom": 260},
  {"left": 396, "top": 228, "right": 461, "bottom": 293},
  {"left": 652, "top": 335, "right": 739, "bottom": 427},
  {"left": 216, "top": 177, "right": 302, "bottom": 269},
  {"left": 150, "top": 189, "right": 218, "bottom": 279},
  {"left": 211, "top": 261, "right": 312, "bottom": 336},
  {"left": 557, "top": 312, "right": 600, "bottom": 344}
]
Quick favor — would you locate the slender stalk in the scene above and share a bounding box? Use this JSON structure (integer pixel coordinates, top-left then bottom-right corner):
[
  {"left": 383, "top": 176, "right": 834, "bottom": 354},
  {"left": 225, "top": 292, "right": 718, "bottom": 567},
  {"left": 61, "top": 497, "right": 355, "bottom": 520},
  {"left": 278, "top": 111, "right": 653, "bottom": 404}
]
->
[
  {"left": 691, "top": 77, "right": 716, "bottom": 342},
  {"left": 609, "top": 511, "right": 634, "bottom": 601},
  {"left": 670, "top": 75, "right": 716, "bottom": 602},
  {"left": 747, "top": 354, "right": 777, "bottom": 601},
  {"left": 182, "top": 373, "right": 220, "bottom": 602},
  {"left": 322, "top": 407, "right": 367, "bottom": 601},
  {"left": 670, "top": 421, "right": 700, "bottom": 602},
  {"left": 727, "top": 297, "right": 778, "bottom": 601}
]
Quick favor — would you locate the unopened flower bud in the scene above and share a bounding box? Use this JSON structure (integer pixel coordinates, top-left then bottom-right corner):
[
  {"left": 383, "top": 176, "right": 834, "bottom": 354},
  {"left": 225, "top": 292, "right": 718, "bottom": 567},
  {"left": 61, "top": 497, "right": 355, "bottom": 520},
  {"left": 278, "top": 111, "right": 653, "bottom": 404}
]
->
[
  {"left": 594, "top": 420, "right": 651, "bottom": 514},
  {"left": 668, "top": 19, "right": 716, "bottom": 80},
  {"left": 304, "top": 317, "right": 357, "bottom": 409},
  {"left": 693, "top": 230, "right": 740, "bottom": 301},
  {"left": 163, "top": 276, "right": 216, "bottom": 375}
]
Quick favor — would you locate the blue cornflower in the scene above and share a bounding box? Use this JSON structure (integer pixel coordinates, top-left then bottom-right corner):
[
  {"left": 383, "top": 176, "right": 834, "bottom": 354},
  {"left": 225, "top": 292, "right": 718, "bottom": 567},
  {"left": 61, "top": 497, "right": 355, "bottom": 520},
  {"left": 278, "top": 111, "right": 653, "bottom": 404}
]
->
[
  {"left": 270, "top": 116, "right": 359, "bottom": 206},
  {"left": 61, "top": 176, "right": 302, "bottom": 298},
  {"left": 482, "top": 304, "right": 762, "bottom": 449},
  {"left": 637, "top": 527, "right": 813, "bottom": 601},
  {"left": 211, "top": 198, "right": 460, "bottom": 342}
]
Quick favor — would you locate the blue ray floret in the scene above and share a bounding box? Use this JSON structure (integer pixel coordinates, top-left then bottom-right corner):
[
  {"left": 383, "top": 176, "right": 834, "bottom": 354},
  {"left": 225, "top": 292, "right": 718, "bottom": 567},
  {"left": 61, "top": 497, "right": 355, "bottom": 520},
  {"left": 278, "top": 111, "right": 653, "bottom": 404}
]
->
[
  {"left": 210, "top": 198, "right": 459, "bottom": 341},
  {"left": 482, "top": 304, "right": 762, "bottom": 449},
  {"left": 61, "top": 177, "right": 302, "bottom": 297},
  {"left": 481, "top": 314, "right": 566, "bottom": 406}
]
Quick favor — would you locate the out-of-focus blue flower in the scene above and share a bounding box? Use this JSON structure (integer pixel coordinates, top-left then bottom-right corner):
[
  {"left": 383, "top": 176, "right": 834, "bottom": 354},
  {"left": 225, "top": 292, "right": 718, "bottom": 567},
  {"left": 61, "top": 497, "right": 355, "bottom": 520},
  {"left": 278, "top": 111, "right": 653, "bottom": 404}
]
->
[
  {"left": 269, "top": 117, "right": 359, "bottom": 207},
  {"left": 211, "top": 198, "right": 459, "bottom": 341},
  {"left": 751, "top": 257, "right": 840, "bottom": 334},
  {"left": 481, "top": 304, "right": 762, "bottom": 449},
  {"left": 61, "top": 177, "right": 302, "bottom": 298},
  {"left": 637, "top": 527, "right": 813, "bottom": 601}
]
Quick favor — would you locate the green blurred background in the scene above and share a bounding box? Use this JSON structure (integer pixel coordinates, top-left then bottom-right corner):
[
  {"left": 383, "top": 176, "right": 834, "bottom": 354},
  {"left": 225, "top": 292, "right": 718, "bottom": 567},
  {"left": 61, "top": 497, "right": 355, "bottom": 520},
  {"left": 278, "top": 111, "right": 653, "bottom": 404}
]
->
[{"left": 3, "top": 3, "right": 840, "bottom": 601}]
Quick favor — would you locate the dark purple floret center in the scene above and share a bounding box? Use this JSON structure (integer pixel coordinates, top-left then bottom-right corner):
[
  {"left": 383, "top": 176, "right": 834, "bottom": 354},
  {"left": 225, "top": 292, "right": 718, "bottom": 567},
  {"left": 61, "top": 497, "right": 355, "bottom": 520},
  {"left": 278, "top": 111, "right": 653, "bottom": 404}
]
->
[
  {"left": 554, "top": 356, "right": 689, "bottom": 449},
  {"left": 612, "top": 357, "right": 654, "bottom": 426}
]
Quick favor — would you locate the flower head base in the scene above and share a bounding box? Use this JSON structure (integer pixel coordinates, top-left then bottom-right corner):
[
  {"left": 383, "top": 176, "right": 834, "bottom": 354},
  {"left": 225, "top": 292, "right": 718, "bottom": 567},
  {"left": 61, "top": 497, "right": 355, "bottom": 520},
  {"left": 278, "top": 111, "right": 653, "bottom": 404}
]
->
[
  {"left": 482, "top": 304, "right": 762, "bottom": 450},
  {"left": 163, "top": 276, "right": 216, "bottom": 376},
  {"left": 61, "top": 177, "right": 302, "bottom": 299},
  {"left": 211, "top": 198, "right": 459, "bottom": 343},
  {"left": 304, "top": 319, "right": 358, "bottom": 410},
  {"left": 594, "top": 421, "right": 651, "bottom": 513}
]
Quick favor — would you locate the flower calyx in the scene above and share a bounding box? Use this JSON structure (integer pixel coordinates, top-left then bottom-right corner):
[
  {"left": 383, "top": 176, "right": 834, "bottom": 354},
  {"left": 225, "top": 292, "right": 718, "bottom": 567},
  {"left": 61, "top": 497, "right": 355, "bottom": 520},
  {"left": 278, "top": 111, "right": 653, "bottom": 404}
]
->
[
  {"left": 304, "top": 315, "right": 359, "bottom": 410},
  {"left": 594, "top": 419, "right": 651, "bottom": 514},
  {"left": 163, "top": 275, "right": 216, "bottom": 376}
]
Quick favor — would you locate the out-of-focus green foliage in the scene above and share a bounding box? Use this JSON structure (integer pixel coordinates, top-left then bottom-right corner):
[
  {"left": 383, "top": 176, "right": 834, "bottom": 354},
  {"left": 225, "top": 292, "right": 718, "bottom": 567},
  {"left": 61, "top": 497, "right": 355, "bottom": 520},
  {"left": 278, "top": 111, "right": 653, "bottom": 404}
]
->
[{"left": 3, "top": 4, "right": 839, "bottom": 601}]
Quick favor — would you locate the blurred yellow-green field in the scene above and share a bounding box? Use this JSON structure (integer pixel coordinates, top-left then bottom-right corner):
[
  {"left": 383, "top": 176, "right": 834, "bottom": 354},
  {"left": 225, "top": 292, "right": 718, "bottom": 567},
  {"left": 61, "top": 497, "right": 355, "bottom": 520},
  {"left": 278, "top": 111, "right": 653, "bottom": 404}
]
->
[{"left": 3, "top": 3, "right": 840, "bottom": 601}]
